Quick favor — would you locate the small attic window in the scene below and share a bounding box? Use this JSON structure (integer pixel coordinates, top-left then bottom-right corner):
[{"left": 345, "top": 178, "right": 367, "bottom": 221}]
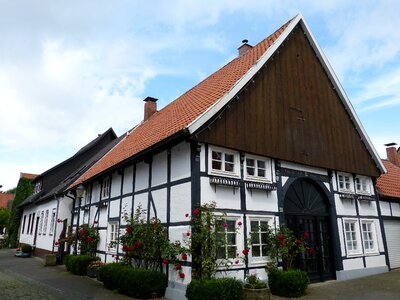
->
[{"left": 34, "top": 181, "right": 42, "bottom": 194}]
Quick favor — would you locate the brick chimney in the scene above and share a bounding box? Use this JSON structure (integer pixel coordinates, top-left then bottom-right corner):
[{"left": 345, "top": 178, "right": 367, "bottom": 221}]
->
[
  {"left": 238, "top": 39, "right": 253, "bottom": 56},
  {"left": 385, "top": 143, "right": 400, "bottom": 167},
  {"left": 143, "top": 97, "right": 158, "bottom": 121}
]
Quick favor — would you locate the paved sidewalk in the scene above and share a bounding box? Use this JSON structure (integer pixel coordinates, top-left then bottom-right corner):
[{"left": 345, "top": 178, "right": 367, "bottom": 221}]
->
[{"left": 0, "top": 248, "right": 132, "bottom": 300}]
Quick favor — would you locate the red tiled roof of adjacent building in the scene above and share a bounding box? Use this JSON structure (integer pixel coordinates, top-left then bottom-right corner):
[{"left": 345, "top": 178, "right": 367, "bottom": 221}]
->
[
  {"left": 0, "top": 192, "right": 14, "bottom": 208},
  {"left": 70, "top": 18, "right": 293, "bottom": 187},
  {"left": 376, "top": 160, "right": 400, "bottom": 199},
  {"left": 20, "top": 173, "right": 38, "bottom": 180}
]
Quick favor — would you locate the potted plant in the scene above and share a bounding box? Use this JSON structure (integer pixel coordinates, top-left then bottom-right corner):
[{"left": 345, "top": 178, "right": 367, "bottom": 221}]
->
[
  {"left": 243, "top": 274, "right": 271, "bottom": 300},
  {"left": 15, "top": 244, "right": 33, "bottom": 257},
  {"left": 87, "top": 259, "right": 103, "bottom": 278}
]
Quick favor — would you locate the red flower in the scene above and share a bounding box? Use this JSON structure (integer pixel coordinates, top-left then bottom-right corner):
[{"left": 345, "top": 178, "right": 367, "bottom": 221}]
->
[
  {"left": 186, "top": 232, "right": 191, "bottom": 237},
  {"left": 185, "top": 213, "right": 189, "bottom": 218},
  {"left": 193, "top": 209, "right": 200, "bottom": 215},
  {"left": 295, "top": 239, "right": 302, "bottom": 245},
  {"left": 304, "top": 231, "right": 310, "bottom": 239},
  {"left": 242, "top": 249, "right": 249, "bottom": 255},
  {"left": 179, "top": 272, "right": 185, "bottom": 279},
  {"left": 308, "top": 247, "right": 316, "bottom": 254},
  {"left": 79, "top": 229, "right": 85, "bottom": 236},
  {"left": 235, "top": 260, "right": 239, "bottom": 264},
  {"left": 112, "top": 254, "right": 115, "bottom": 258},
  {"left": 122, "top": 244, "right": 128, "bottom": 251},
  {"left": 134, "top": 241, "right": 142, "bottom": 247},
  {"left": 162, "top": 259, "right": 169, "bottom": 265},
  {"left": 87, "top": 236, "right": 93, "bottom": 242},
  {"left": 237, "top": 221, "right": 242, "bottom": 226},
  {"left": 223, "top": 222, "right": 228, "bottom": 228},
  {"left": 127, "top": 246, "right": 135, "bottom": 252},
  {"left": 126, "top": 226, "right": 133, "bottom": 234},
  {"left": 182, "top": 253, "right": 188, "bottom": 260},
  {"left": 277, "top": 235, "right": 285, "bottom": 240},
  {"left": 54, "top": 241, "right": 59, "bottom": 246},
  {"left": 175, "top": 263, "right": 182, "bottom": 270},
  {"left": 279, "top": 241, "right": 286, "bottom": 246}
]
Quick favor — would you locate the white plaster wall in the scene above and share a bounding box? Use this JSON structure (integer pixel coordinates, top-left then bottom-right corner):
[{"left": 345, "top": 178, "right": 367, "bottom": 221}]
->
[
  {"left": 343, "top": 257, "right": 364, "bottom": 270},
  {"left": 246, "top": 189, "right": 278, "bottom": 212},
  {"left": 365, "top": 255, "right": 386, "bottom": 268},
  {"left": 391, "top": 202, "right": 400, "bottom": 217},
  {"left": 331, "top": 173, "right": 338, "bottom": 191},
  {"left": 324, "top": 182, "right": 330, "bottom": 191},
  {"left": 120, "top": 196, "right": 132, "bottom": 225},
  {"left": 200, "top": 143, "right": 206, "bottom": 173},
  {"left": 171, "top": 142, "right": 191, "bottom": 182},
  {"left": 91, "top": 181, "right": 101, "bottom": 203},
  {"left": 19, "top": 206, "right": 38, "bottom": 246},
  {"left": 135, "top": 161, "right": 149, "bottom": 191},
  {"left": 358, "top": 201, "right": 378, "bottom": 216},
  {"left": 380, "top": 201, "right": 391, "bottom": 216},
  {"left": 215, "top": 269, "right": 245, "bottom": 281},
  {"left": 152, "top": 151, "right": 168, "bottom": 186},
  {"left": 337, "top": 218, "right": 346, "bottom": 257},
  {"left": 170, "top": 183, "right": 191, "bottom": 223},
  {"left": 98, "top": 229, "right": 108, "bottom": 252},
  {"left": 281, "top": 176, "right": 289, "bottom": 187},
  {"left": 200, "top": 177, "right": 241, "bottom": 210},
  {"left": 98, "top": 207, "right": 108, "bottom": 228},
  {"left": 111, "top": 172, "right": 122, "bottom": 198},
  {"left": 109, "top": 199, "right": 120, "bottom": 218},
  {"left": 280, "top": 161, "right": 328, "bottom": 176},
  {"left": 123, "top": 165, "right": 134, "bottom": 194},
  {"left": 335, "top": 195, "right": 357, "bottom": 215},
  {"left": 169, "top": 225, "right": 190, "bottom": 246},
  {"left": 374, "top": 219, "right": 385, "bottom": 253},
  {"left": 133, "top": 193, "right": 148, "bottom": 218},
  {"left": 151, "top": 188, "right": 167, "bottom": 223}
]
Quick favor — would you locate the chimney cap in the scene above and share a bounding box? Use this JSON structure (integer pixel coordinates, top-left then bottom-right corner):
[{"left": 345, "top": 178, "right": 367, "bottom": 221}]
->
[
  {"left": 242, "top": 39, "right": 249, "bottom": 44},
  {"left": 384, "top": 142, "right": 397, "bottom": 147},
  {"left": 144, "top": 96, "right": 158, "bottom": 103}
]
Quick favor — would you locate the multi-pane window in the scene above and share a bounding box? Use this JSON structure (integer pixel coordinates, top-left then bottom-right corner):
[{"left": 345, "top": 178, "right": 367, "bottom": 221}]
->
[
  {"left": 209, "top": 147, "right": 239, "bottom": 176},
  {"left": 245, "top": 156, "right": 272, "bottom": 181},
  {"left": 338, "top": 173, "right": 353, "bottom": 192},
  {"left": 250, "top": 220, "right": 269, "bottom": 259},
  {"left": 344, "top": 220, "right": 359, "bottom": 254},
  {"left": 108, "top": 222, "right": 119, "bottom": 252},
  {"left": 355, "top": 176, "right": 370, "bottom": 194},
  {"left": 30, "top": 213, "right": 35, "bottom": 235},
  {"left": 102, "top": 177, "right": 110, "bottom": 199},
  {"left": 27, "top": 214, "right": 32, "bottom": 234},
  {"left": 216, "top": 220, "right": 237, "bottom": 259},
  {"left": 361, "top": 221, "right": 376, "bottom": 253},
  {"left": 34, "top": 181, "right": 42, "bottom": 194},
  {"left": 39, "top": 211, "right": 44, "bottom": 235},
  {"left": 43, "top": 210, "right": 49, "bottom": 235},
  {"left": 49, "top": 209, "right": 56, "bottom": 236},
  {"left": 22, "top": 215, "right": 27, "bottom": 234}
]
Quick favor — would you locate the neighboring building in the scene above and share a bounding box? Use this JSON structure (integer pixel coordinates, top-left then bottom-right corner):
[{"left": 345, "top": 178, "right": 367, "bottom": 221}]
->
[
  {"left": 68, "top": 14, "right": 387, "bottom": 299},
  {"left": 0, "top": 192, "right": 14, "bottom": 209},
  {"left": 377, "top": 144, "right": 400, "bottom": 269},
  {"left": 18, "top": 128, "right": 122, "bottom": 258}
]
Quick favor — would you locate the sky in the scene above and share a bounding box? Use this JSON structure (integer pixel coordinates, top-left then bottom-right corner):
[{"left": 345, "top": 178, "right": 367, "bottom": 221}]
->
[{"left": 1, "top": 1, "right": 400, "bottom": 191}]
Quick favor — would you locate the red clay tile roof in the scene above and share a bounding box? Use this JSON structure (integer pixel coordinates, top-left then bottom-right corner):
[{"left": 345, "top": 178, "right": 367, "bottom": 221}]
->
[
  {"left": 0, "top": 192, "right": 14, "bottom": 208},
  {"left": 20, "top": 173, "right": 38, "bottom": 180},
  {"left": 376, "top": 160, "right": 400, "bottom": 199},
  {"left": 70, "top": 18, "right": 294, "bottom": 187}
]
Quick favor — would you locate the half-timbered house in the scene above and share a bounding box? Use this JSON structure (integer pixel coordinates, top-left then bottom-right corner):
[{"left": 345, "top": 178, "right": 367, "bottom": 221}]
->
[{"left": 68, "top": 14, "right": 387, "bottom": 299}]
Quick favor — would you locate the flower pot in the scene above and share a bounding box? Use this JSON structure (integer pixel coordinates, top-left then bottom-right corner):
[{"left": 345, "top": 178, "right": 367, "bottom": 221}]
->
[{"left": 243, "top": 287, "right": 271, "bottom": 300}]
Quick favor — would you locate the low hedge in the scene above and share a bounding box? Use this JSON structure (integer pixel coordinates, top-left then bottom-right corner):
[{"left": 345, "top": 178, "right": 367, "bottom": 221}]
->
[
  {"left": 268, "top": 269, "right": 309, "bottom": 298},
  {"left": 64, "top": 255, "right": 99, "bottom": 275},
  {"left": 186, "top": 278, "right": 243, "bottom": 300},
  {"left": 98, "top": 263, "right": 167, "bottom": 299},
  {"left": 21, "top": 244, "right": 33, "bottom": 253}
]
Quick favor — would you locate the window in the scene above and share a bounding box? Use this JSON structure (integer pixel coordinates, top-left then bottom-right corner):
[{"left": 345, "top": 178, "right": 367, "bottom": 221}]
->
[
  {"left": 361, "top": 221, "right": 377, "bottom": 254},
  {"left": 245, "top": 155, "right": 272, "bottom": 182},
  {"left": 43, "top": 210, "right": 49, "bottom": 235},
  {"left": 49, "top": 209, "right": 56, "bottom": 235},
  {"left": 355, "top": 176, "right": 371, "bottom": 195},
  {"left": 338, "top": 173, "right": 353, "bottom": 193},
  {"left": 39, "top": 211, "right": 44, "bottom": 235},
  {"left": 249, "top": 219, "right": 270, "bottom": 260},
  {"left": 344, "top": 219, "right": 361, "bottom": 255},
  {"left": 102, "top": 177, "right": 110, "bottom": 199},
  {"left": 216, "top": 219, "right": 237, "bottom": 259},
  {"left": 34, "top": 181, "right": 42, "bottom": 194},
  {"left": 209, "top": 147, "right": 239, "bottom": 177},
  {"left": 30, "top": 213, "right": 36, "bottom": 235},
  {"left": 22, "top": 215, "right": 27, "bottom": 234},
  {"left": 108, "top": 222, "right": 119, "bottom": 252}
]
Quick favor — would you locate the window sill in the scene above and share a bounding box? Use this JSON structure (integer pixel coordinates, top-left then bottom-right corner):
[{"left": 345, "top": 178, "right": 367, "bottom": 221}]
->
[
  {"left": 244, "top": 176, "right": 273, "bottom": 184},
  {"left": 209, "top": 170, "right": 240, "bottom": 179}
]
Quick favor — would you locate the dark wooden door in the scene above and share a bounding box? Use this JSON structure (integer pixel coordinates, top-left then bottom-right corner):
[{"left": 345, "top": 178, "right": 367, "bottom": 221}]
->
[{"left": 284, "top": 179, "right": 335, "bottom": 282}]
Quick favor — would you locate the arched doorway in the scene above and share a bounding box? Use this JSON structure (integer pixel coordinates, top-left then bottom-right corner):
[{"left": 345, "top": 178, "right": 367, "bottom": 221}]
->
[{"left": 284, "top": 178, "right": 335, "bottom": 282}]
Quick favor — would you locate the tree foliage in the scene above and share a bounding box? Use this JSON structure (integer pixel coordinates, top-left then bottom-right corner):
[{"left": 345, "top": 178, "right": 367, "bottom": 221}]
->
[
  {"left": 6, "top": 177, "right": 34, "bottom": 247},
  {"left": 0, "top": 208, "right": 11, "bottom": 230}
]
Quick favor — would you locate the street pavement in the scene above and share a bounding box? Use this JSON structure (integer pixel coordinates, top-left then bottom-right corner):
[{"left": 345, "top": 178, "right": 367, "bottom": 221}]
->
[{"left": 1, "top": 248, "right": 400, "bottom": 299}]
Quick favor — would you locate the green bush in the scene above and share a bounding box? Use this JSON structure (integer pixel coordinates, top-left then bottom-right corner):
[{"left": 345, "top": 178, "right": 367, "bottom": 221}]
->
[
  {"left": 64, "top": 255, "right": 99, "bottom": 275},
  {"left": 268, "top": 269, "right": 309, "bottom": 298},
  {"left": 186, "top": 278, "right": 243, "bottom": 300},
  {"left": 99, "top": 263, "right": 167, "bottom": 299},
  {"left": 21, "top": 244, "right": 33, "bottom": 253}
]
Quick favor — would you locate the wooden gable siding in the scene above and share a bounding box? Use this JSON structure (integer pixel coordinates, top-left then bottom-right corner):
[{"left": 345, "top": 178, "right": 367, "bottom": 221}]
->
[{"left": 194, "top": 25, "right": 380, "bottom": 177}]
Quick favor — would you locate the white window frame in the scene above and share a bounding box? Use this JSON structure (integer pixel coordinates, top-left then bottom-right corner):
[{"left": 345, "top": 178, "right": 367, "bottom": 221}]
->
[
  {"left": 247, "top": 216, "right": 273, "bottom": 266},
  {"left": 108, "top": 221, "right": 119, "bottom": 252},
  {"left": 209, "top": 146, "right": 240, "bottom": 178},
  {"left": 355, "top": 176, "right": 371, "bottom": 195},
  {"left": 361, "top": 219, "right": 378, "bottom": 255},
  {"left": 34, "top": 181, "right": 42, "bottom": 194},
  {"left": 337, "top": 172, "right": 354, "bottom": 193},
  {"left": 38, "top": 211, "right": 44, "bottom": 235},
  {"left": 43, "top": 210, "right": 49, "bottom": 235},
  {"left": 244, "top": 155, "right": 272, "bottom": 183},
  {"left": 49, "top": 209, "right": 56, "bottom": 236},
  {"left": 102, "top": 177, "right": 111, "bottom": 199},
  {"left": 343, "top": 218, "right": 362, "bottom": 256}
]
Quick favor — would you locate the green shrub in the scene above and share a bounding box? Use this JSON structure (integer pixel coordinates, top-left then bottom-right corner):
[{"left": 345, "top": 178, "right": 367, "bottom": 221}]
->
[
  {"left": 268, "top": 269, "right": 309, "bottom": 298},
  {"left": 21, "top": 244, "right": 33, "bottom": 253},
  {"left": 64, "top": 255, "right": 99, "bottom": 275},
  {"left": 99, "top": 263, "right": 167, "bottom": 299},
  {"left": 186, "top": 278, "right": 243, "bottom": 300}
]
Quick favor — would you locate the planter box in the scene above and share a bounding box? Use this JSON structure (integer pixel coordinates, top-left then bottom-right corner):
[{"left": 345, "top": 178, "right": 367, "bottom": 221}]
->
[
  {"left": 43, "top": 254, "right": 57, "bottom": 266},
  {"left": 243, "top": 287, "right": 271, "bottom": 300},
  {"left": 15, "top": 251, "right": 31, "bottom": 258}
]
